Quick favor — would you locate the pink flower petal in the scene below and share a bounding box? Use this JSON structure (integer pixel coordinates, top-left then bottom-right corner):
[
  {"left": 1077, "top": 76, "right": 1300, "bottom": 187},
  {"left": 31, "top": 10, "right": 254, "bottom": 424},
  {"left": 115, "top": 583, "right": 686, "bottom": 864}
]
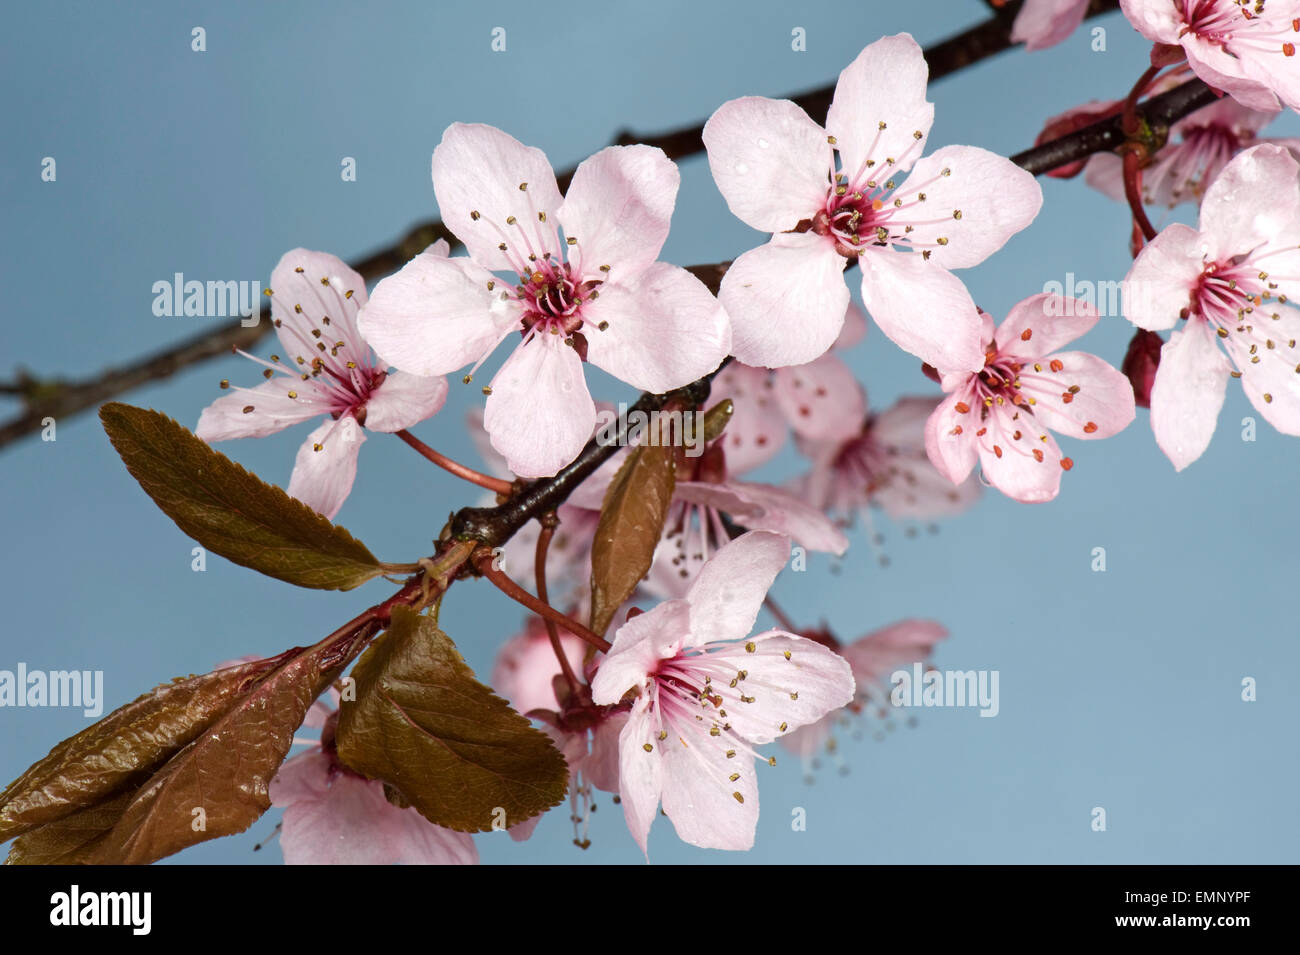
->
[
  {"left": 270, "top": 250, "right": 369, "bottom": 358},
  {"left": 1083, "top": 152, "right": 1127, "bottom": 202},
  {"left": 584, "top": 262, "right": 731, "bottom": 393},
  {"left": 682, "top": 530, "right": 790, "bottom": 647},
  {"left": 709, "top": 363, "right": 786, "bottom": 474},
  {"left": 276, "top": 761, "right": 478, "bottom": 865},
  {"left": 196, "top": 379, "right": 318, "bottom": 442},
  {"left": 582, "top": 711, "right": 628, "bottom": 794},
  {"left": 492, "top": 617, "right": 588, "bottom": 716},
  {"left": 1012, "top": 0, "right": 1091, "bottom": 51},
  {"left": 483, "top": 334, "right": 596, "bottom": 478},
  {"left": 1119, "top": 0, "right": 1182, "bottom": 42},
  {"left": 976, "top": 403, "right": 1065, "bottom": 503},
  {"left": 858, "top": 250, "right": 984, "bottom": 372},
  {"left": 898, "top": 145, "right": 1042, "bottom": 270},
  {"left": 362, "top": 371, "right": 449, "bottom": 433},
  {"left": 719, "top": 233, "right": 850, "bottom": 368},
  {"left": 835, "top": 301, "right": 869, "bottom": 349},
  {"left": 870, "top": 394, "right": 938, "bottom": 448},
  {"left": 1021, "top": 351, "right": 1136, "bottom": 440},
  {"left": 703, "top": 96, "right": 833, "bottom": 232},
  {"left": 676, "top": 480, "right": 849, "bottom": 556},
  {"left": 1150, "top": 319, "right": 1232, "bottom": 470},
  {"left": 1122, "top": 223, "right": 1206, "bottom": 332},
  {"left": 840, "top": 619, "right": 947, "bottom": 687},
  {"left": 924, "top": 389, "right": 981, "bottom": 486},
  {"left": 614, "top": 698, "right": 663, "bottom": 854},
  {"left": 286, "top": 414, "right": 366, "bottom": 519},
  {"left": 699, "top": 632, "right": 855, "bottom": 745},
  {"left": 773, "top": 353, "right": 865, "bottom": 442},
  {"left": 1221, "top": 310, "right": 1300, "bottom": 436},
  {"left": 995, "top": 293, "right": 1100, "bottom": 356},
  {"left": 558, "top": 144, "right": 679, "bottom": 277},
  {"left": 826, "top": 34, "right": 935, "bottom": 176},
  {"left": 358, "top": 246, "right": 511, "bottom": 376},
  {"left": 1183, "top": 34, "right": 1282, "bottom": 113},
  {"left": 1200, "top": 144, "right": 1300, "bottom": 260},
  {"left": 657, "top": 726, "right": 759, "bottom": 851},
  {"left": 592, "top": 599, "right": 692, "bottom": 704},
  {"left": 269, "top": 749, "right": 332, "bottom": 806},
  {"left": 431, "top": 123, "right": 565, "bottom": 273}
]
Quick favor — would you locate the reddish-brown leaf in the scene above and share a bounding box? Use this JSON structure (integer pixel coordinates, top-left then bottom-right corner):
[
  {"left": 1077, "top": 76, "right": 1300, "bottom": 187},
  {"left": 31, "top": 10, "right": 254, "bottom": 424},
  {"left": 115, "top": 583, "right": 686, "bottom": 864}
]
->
[{"left": 336, "top": 606, "right": 567, "bottom": 833}]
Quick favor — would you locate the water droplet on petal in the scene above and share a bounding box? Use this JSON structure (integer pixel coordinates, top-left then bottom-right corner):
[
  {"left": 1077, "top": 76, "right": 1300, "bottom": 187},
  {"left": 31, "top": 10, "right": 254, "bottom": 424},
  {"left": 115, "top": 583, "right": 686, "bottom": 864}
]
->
[
  {"left": 735, "top": 162, "right": 749, "bottom": 174},
  {"left": 757, "top": 138, "right": 769, "bottom": 149}
]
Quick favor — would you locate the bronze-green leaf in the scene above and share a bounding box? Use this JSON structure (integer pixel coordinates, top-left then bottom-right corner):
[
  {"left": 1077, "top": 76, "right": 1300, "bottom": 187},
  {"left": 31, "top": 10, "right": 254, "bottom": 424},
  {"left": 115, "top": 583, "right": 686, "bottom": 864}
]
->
[
  {"left": 4, "top": 791, "right": 135, "bottom": 865},
  {"left": 0, "top": 652, "right": 291, "bottom": 841},
  {"left": 335, "top": 606, "right": 568, "bottom": 833},
  {"left": 82, "top": 629, "right": 371, "bottom": 865},
  {"left": 99, "top": 402, "right": 385, "bottom": 590},
  {"left": 588, "top": 441, "right": 677, "bottom": 635},
  {"left": 701, "top": 399, "right": 734, "bottom": 444}
]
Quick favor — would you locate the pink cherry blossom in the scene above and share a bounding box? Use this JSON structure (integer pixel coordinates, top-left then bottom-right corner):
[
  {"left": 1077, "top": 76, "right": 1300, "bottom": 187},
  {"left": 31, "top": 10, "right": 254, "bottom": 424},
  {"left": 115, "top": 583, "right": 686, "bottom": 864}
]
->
[
  {"left": 492, "top": 615, "right": 589, "bottom": 718},
  {"left": 780, "top": 619, "right": 947, "bottom": 764},
  {"left": 709, "top": 305, "right": 869, "bottom": 474},
  {"left": 1075, "top": 93, "right": 1300, "bottom": 207},
  {"left": 1121, "top": 0, "right": 1300, "bottom": 113},
  {"left": 357, "top": 124, "right": 731, "bottom": 479},
  {"left": 925, "top": 294, "right": 1136, "bottom": 502},
  {"left": 196, "top": 249, "right": 448, "bottom": 519},
  {"left": 703, "top": 34, "right": 1042, "bottom": 372},
  {"left": 491, "top": 618, "right": 625, "bottom": 847},
  {"left": 269, "top": 694, "right": 477, "bottom": 865},
  {"left": 1124, "top": 143, "right": 1300, "bottom": 469},
  {"left": 796, "top": 394, "right": 982, "bottom": 521},
  {"left": 590, "top": 531, "right": 855, "bottom": 852},
  {"left": 1012, "top": 0, "right": 1093, "bottom": 51}
]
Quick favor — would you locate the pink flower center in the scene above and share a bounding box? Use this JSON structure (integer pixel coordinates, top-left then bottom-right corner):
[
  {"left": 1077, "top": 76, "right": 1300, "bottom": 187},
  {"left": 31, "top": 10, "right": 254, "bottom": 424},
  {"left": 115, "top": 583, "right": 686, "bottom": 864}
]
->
[
  {"left": 227, "top": 271, "right": 385, "bottom": 431},
  {"left": 466, "top": 183, "right": 611, "bottom": 363},
  {"left": 516, "top": 260, "right": 603, "bottom": 341},
  {"left": 805, "top": 126, "right": 959, "bottom": 260},
  {"left": 1186, "top": 253, "right": 1298, "bottom": 403},
  {"left": 947, "top": 338, "right": 1093, "bottom": 469}
]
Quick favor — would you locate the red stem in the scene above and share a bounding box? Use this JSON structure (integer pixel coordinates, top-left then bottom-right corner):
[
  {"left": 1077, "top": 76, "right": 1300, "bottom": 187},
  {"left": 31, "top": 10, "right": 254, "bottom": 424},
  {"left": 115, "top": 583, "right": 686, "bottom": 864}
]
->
[
  {"left": 395, "top": 429, "right": 513, "bottom": 495},
  {"left": 1120, "top": 64, "right": 1164, "bottom": 248},
  {"left": 535, "top": 518, "right": 583, "bottom": 695},
  {"left": 1122, "top": 150, "right": 1159, "bottom": 246},
  {"left": 478, "top": 552, "right": 612, "bottom": 653}
]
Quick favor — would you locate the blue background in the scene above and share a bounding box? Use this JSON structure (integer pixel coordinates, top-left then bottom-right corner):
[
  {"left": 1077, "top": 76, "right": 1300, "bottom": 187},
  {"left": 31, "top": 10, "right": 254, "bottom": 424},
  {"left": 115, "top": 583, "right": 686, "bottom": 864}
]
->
[{"left": 1, "top": 0, "right": 1296, "bottom": 864}]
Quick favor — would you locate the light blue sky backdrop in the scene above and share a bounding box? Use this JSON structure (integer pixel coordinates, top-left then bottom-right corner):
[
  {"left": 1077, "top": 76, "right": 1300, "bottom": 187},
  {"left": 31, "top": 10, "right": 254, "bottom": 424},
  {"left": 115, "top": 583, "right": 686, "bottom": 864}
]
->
[{"left": 1, "top": 0, "right": 1296, "bottom": 864}]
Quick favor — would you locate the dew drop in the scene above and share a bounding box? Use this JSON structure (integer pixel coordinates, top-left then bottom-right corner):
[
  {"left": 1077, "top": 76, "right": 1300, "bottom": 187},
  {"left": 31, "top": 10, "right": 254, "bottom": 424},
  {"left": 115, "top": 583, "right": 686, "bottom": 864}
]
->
[
  {"left": 757, "top": 138, "right": 770, "bottom": 149},
  {"left": 734, "top": 162, "right": 749, "bottom": 174}
]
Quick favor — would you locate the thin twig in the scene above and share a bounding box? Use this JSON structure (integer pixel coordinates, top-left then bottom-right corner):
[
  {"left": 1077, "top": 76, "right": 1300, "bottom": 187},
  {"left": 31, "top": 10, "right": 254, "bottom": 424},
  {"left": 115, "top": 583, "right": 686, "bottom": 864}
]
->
[
  {"left": 477, "top": 550, "right": 611, "bottom": 653},
  {"left": 1009, "top": 76, "right": 1217, "bottom": 175},
  {"left": 535, "top": 516, "right": 582, "bottom": 695},
  {"left": 394, "top": 429, "right": 513, "bottom": 495}
]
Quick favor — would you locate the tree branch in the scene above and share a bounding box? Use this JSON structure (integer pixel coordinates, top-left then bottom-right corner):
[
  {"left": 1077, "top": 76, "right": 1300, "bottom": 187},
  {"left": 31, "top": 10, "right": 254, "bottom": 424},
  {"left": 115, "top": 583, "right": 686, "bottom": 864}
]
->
[
  {"left": 1010, "top": 76, "right": 1218, "bottom": 174},
  {"left": 0, "top": 1, "right": 1122, "bottom": 451}
]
